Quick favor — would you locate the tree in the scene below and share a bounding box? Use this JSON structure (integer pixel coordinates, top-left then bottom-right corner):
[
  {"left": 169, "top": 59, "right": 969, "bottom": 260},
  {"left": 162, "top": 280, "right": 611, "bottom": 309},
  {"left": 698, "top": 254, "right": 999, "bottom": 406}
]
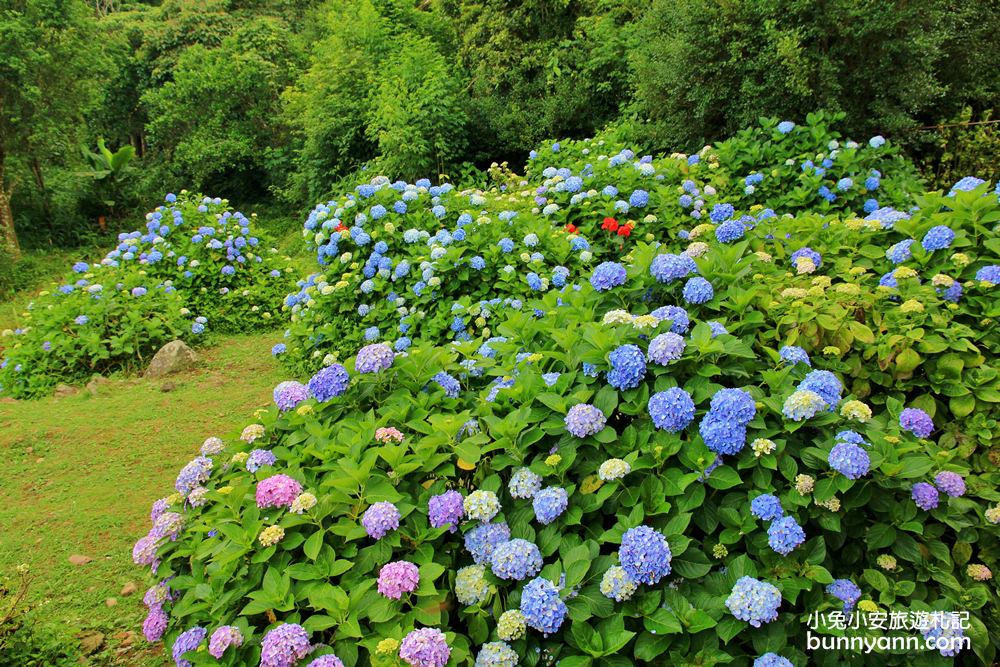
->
[{"left": 0, "top": 0, "right": 107, "bottom": 257}]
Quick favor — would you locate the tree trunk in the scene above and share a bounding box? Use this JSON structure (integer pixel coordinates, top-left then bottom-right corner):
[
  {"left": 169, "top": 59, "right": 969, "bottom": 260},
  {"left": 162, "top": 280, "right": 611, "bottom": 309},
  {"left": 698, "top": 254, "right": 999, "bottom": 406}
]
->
[{"left": 0, "top": 150, "right": 21, "bottom": 260}]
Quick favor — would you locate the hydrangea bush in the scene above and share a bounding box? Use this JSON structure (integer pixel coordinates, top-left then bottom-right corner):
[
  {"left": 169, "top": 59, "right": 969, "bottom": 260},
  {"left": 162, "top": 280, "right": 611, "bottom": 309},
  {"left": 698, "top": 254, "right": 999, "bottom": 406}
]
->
[
  {"left": 135, "top": 225, "right": 1000, "bottom": 665},
  {"left": 0, "top": 192, "right": 292, "bottom": 397}
]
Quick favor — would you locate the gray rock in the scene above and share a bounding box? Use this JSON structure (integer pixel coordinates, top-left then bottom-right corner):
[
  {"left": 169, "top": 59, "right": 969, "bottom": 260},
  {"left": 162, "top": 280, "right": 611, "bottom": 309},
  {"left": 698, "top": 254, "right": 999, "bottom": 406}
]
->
[
  {"left": 144, "top": 340, "right": 198, "bottom": 379},
  {"left": 86, "top": 375, "right": 109, "bottom": 395}
]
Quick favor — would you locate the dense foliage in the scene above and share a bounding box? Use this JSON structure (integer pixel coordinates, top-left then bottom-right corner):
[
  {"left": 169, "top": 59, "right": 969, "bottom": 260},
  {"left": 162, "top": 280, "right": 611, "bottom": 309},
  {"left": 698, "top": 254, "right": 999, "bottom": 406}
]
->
[
  {"left": 0, "top": 193, "right": 291, "bottom": 397},
  {"left": 131, "top": 119, "right": 1000, "bottom": 666},
  {"left": 3, "top": 0, "right": 998, "bottom": 250}
]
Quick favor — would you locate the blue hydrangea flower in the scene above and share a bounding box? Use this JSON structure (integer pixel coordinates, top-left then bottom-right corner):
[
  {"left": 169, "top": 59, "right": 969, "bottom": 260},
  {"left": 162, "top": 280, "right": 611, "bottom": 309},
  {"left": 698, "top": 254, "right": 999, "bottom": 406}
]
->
[
  {"left": 520, "top": 577, "right": 567, "bottom": 635},
  {"left": 564, "top": 403, "right": 606, "bottom": 437},
  {"left": 308, "top": 364, "right": 350, "bottom": 402},
  {"left": 710, "top": 203, "right": 735, "bottom": 223},
  {"left": 826, "top": 579, "right": 861, "bottom": 613},
  {"left": 912, "top": 482, "right": 939, "bottom": 510},
  {"left": 246, "top": 449, "right": 276, "bottom": 473},
  {"left": 172, "top": 626, "right": 207, "bottom": 667},
  {"left": 619, "top": 526, "right": 672, "bottom": 585},
  {"left": 777, "top": 121, "right": 795, "bottom": 134},
  {"left": 798, "top": 370, "right": 842, "bottom": 409},
  {"left": 754, "top": 653, "right": 794, "bottom": 667},
  {"left": 682, "top": 277, "right": 714, "bottom": 304},
  {"left": 490, "top": 539, "right": 543, "bottom": 580},
  {"left": 767, "top": 516, "right": 806, "bottom": 555},
  {"left": 355, "top": 343, "right": 394, "bottom": 374},
  {"left": 921, "top": 617, "right": 966, "bottom": 657},
  {"left": 886, "top": 239, "right": 915, "bottom": 264},
  {"left": 790, "top": 247, "right": 822, "bottom": 269},
  {"left": 532, "top": 487, "right": 568, "bottom": 525},
  {"left": 726, "top": 576, "right": 781, "bottom": 627},
  {"left": 949, "top": 176, "right": 986, "bottom": 195},
  {"left": 921, "top": 226, "right": 955, "bottom": 251},
  {"left": 709, "top": 388, "right": 756, "bottom": 424},
  {"left": 976, "top": 265, "right": 1000, "bottom": 283},
  {"left": 779, "top": 345, "right": 810, "bottom": 366},
  {"left": 607, "top": 344, "right": 646, "bottom": 390},
  {"left": 464, "top": 522, "right": 511, "bottom": 564},
  {"left": 590, "top": 262, "right": 628, "bottom": 291},
  {"left": 650, "top": 253, "right": 697, "bottom": 283},
  {"left": 836, "top": 177, "right": 853, "bottom": 191},
  {"left": 431, "top": 371, "right": 460, "bottom": 398},
  {"left": 648, "top": 388, "right": 695, "bottom": 432},
  {"left": 828, "top": 441, "right": 870, "bottom": 479},
  {"left": 651, "top": 305, "right": 690, "bottom": 334},
  {"left": 708, "top": 321, "right": 728, "bottom": 337},
  {"left": 699, "top": 413, "right": 747, "bottom": 455},
  {"left": 750, "top": 494, "right": 784, "bottom": 521},
  {"left": 629, "top": 189, "right": 649, "bottom": 207},
  {"left": 934, "top": 471, "right": 965, "bottom": 497}
]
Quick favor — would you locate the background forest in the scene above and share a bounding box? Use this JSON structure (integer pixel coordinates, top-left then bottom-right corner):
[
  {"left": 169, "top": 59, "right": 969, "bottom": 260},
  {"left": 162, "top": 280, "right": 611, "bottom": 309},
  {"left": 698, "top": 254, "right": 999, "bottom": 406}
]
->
[{"left": 2, "top": 0, "right": 999, "bottom": 259}]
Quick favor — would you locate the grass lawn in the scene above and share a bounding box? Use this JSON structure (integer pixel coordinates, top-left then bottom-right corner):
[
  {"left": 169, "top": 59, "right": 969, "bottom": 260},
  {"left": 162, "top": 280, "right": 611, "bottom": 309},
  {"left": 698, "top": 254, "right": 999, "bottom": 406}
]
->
[{"left": 0, "top": 332, "right": 288, "bottom": 665}]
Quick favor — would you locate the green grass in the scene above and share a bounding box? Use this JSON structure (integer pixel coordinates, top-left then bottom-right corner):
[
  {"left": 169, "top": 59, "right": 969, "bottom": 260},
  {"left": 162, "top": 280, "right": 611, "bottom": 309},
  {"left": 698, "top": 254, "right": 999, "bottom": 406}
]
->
[{"left": 0, "top": 332, "right": 289, "bottom": 665}]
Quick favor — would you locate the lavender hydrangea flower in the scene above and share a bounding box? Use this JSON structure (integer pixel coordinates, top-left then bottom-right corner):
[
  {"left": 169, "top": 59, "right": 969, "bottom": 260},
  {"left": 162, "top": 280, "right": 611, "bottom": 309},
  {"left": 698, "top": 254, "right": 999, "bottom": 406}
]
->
[
  {"left": 620, "top": 526, "right": 672, "bottom": 585},
  {"left": 246, "top": 449, "right": 277, "bottom": 473},
  {"left": 828, "top": 441, "right": 870, "bottom": 479},
  {"left": 174, "top": 456, "right": 213, "bottom": 495},
  {"left": 532, "top": 487, "right": 568, "bottom": 525},
  {"left": 399, "top": 628, "right": 450, "bottom": 667},
  {"left": 307, "top": 656, "right": 346, "bottom": 667},
  {"left": 520, "top": 577, "right": 568, "bottom": 634},
  {"left": 900, "top": 407, "right": 934, "bottom": 438},
  {"left": 362, "top": 501, "right": 401, "bottom": 539},
  {"left": 464, "top": 522, "right": 511, "bottom": 564},
  {"left": 751, "top": 494, "right": 784, "bottom": 521},
  {"left": 273, "top": 381, "right": 309, "bottom": 411},
  {"left": 142, "top": 607, "right": 168, "bottom": 642},
  {"left": 308, "top": 364, "right": 350, "bottom": 402},
  {"left": 754, "top": 653, "right": 794, "bottom": 667},
  {"left": 767, "top": 516, "right": 806, "bottom": 555},
  {"left": 564, "top": 403, "right": 606, "bottom": 438},
  {"left": 590, "top": 262, "right": 627, "bottom": 291},
  {"left": 490, "top": 539, "right": 543, "bottom": 580},
  {"left": 934, "top": 471, "right": 966, "bottom": 497},
  {"left": 260, "top": 623, "right": 311, "bottom": 667},
  {"left": 726, "top": 577, "right": 782, "bottom": 627},
  {"left": 428, "top": 490, "right": 464, "bottom": 531},
  {"left": 508, "top": 468, "right": 543, "bottom": 499},
  {"left": 647, "top": 332, "right": 685, "bottom": 364},
  {"left": 798, "top": 370, "right": 842, "bottom": 409},
  {"left": 912, "top": 482, "right": 939, "bottom": 510},
  {"left": 355, "top": 342, "right": 394, "bottom": 373},
  {"left": 648, "top": 388, "right": 695, "bottom": 432},
  {"left": 607, "top": 344, "right": 646, "bottom": 390},
  {"left": 377, "top": 561, "right": 420, "bottom": 599},
  {"left": 826, "top": 579, "right": 861, "bottom": 613},
  {"left": 208, "top": 626, "right": 244, "bottom": 659},
  {"left": 172, "top": 626, "right": 207, "bottom": 667}
]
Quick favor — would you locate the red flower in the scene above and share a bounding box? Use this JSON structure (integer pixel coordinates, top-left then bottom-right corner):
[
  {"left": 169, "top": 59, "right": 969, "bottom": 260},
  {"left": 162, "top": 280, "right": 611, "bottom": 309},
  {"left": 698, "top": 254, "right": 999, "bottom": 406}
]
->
[
  {"left": 618, "top": 224, "right": 633, "bottom": 237},
  {"left": 565, "top": 223, "right": 577, "bottom": 234},
  {"left": 334, "top": 224, "right": 348, "bottom": 233},
  {"left": 601, "top": 217, "right": 619, "bottom": 232}
]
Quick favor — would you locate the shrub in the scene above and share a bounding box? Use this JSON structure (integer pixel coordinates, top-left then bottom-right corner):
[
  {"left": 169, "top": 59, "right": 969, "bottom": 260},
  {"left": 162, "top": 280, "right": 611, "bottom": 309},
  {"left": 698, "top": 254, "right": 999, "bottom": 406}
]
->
[
  {"left": 0, "top": 192, "right": 292, "bottom": 397},
  {"left": 134, "top": 227, "right": 1000, "bottom": 665}
]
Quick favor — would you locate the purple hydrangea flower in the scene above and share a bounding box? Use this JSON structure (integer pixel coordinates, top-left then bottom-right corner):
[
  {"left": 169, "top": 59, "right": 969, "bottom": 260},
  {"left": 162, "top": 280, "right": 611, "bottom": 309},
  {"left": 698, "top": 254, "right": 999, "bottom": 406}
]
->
[
  {"left": 934, "top": 471, "right": 965, "bottom": 497},
  {"left": 355, "top": 343, "right": 394, "bottom": 373},
  {"left": 273, "top": 381, "right": 309, "bottom": 411},
  {"left": 142, "top": 607, "right": 168, "bottom": 642},
  {"left": 208, "top": 626, "right": 244, "bottom": 659},
  {"left": 912, "top": 482, "right": 939, "bottom": 510},
  {"left": 399, "top": 628, "right": 450, "bottom": 667},
  {"left": 172, "top": 626, "right": 207, "bottom": 667},
  {"left": 377, "top": 561, "right": 420, "bottom": 599},
  {"left": 307, "top": 656, "right": 346, "bottom": 667},
  {"left": 175, "top": 456, "right": 213, "bottom": 495},
  {"left": 260, "top": 623, "right": 311, "bottom": 667},
  {"left": 362, "top": 501, "right": 401, "bottom": 539},
  {"left": 648, "top": 332, "right": 685, "bottom": 364},
  {"left": 900, "top": 408, "right": 934, "bottom": 438},
  {"left": 619, "top": 526, "right": 672, "bottom": 585},
  {"left": 428, "top": 490, "right": 464, "bottom": 532},
  {"left": 246, "top": 449, "right": 277, "bottom": 473}
]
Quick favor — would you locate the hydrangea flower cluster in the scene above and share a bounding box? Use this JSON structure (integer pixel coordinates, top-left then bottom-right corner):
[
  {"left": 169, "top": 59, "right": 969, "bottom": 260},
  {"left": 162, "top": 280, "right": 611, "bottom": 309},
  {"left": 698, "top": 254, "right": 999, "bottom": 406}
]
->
[
  {"left": 564, "top": 403, "right": 606, "bottom": 438},
  {"left": 377, "top": 561, "right": 420, "bottom": 599},
  {"left": 490, "top": 539, "right": 543, "bottom": 580},
  {"left": 428, "top": 490, "right": 465, "bottom": 531},
  {"left": 465, "top": 490, "right": 502, "bottom": 522},
  {"left": 520, "top": 577, "right": 568, "bottom": 634},
  {"left": 399, "top": 628, "right": 450, "bottom": 667},
  {"left": 619, "top": 526, "right": 672, "bottom": 585},
  {"left": 532, "top": 487, "right": 568, "bottom": 524},
  {"left": 726, "top": 577, "right": 782, "bottom": 626},
  {"left": 362, "top": 501, "right": 401, "bottom": 539},
  {"left": 255, "top": 474, "right": 303, "bottom": 508}
]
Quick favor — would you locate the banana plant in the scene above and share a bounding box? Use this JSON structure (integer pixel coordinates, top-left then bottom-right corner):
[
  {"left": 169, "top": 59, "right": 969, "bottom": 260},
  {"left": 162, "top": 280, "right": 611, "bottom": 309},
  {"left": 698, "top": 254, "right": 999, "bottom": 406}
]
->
[{"left": 77, "top": 138, "right": 135, "bottom": 209}]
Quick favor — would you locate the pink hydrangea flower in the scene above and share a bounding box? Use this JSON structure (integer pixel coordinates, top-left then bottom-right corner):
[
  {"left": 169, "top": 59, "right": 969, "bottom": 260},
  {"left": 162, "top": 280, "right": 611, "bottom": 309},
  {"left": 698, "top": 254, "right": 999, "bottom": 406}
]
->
[
  {"left": 377, "top": 561, "right": 420, "bottom": 599},
  {"left": 256, "top": 474, "right": 303, "bottom": 509}
]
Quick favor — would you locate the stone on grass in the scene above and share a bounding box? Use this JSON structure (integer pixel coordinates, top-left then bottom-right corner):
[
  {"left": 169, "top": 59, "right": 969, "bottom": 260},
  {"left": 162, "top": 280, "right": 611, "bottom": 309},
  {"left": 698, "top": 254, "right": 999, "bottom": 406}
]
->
[
  {"left": 144, "top": 341, "right": 198, "bottom": 379},
  {"left": 68, "top": 554, "right": 93, "bottom": 565}
]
